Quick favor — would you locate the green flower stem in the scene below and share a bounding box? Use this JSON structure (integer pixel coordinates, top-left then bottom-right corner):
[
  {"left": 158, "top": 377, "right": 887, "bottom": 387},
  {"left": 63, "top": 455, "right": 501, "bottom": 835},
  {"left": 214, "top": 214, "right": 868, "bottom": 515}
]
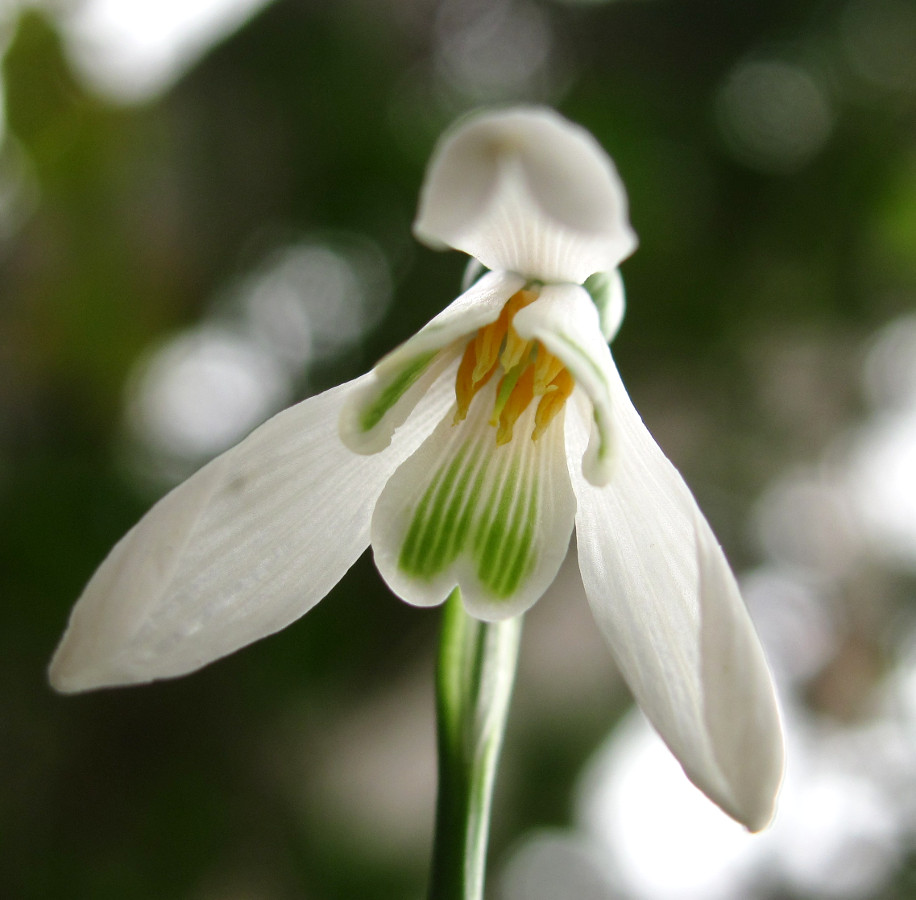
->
[{"left": 427, "top": 589, "right": 523, "bottom": 900}]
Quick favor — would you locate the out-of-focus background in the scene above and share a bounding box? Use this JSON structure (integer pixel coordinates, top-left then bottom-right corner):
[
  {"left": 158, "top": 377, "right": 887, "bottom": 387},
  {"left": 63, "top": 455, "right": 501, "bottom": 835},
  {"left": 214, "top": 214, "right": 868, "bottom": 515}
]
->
[{"left": 3, "top": 0, "right": 916, "bottom": 897}]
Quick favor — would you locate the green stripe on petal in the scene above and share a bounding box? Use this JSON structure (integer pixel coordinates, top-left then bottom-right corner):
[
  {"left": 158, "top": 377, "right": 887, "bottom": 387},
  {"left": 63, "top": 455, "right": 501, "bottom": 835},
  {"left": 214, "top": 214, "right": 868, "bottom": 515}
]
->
[
  {"left": 584, "top": 269, "right": 626, "bottom": 341},
  {"left": 400, "top": 446, "right": 539, "bottom": 598},
  {"left": 400, "top": 447, "right": 481, "bottom": 577},
  {"left": 492, "top": 468, "right": 538, "bottom": 597},
  {"left": 359, "top": 352, "right": 438, "bottom": 433},
  {"left": 474, "top": 460, "right": 536, "bottom": 597}
]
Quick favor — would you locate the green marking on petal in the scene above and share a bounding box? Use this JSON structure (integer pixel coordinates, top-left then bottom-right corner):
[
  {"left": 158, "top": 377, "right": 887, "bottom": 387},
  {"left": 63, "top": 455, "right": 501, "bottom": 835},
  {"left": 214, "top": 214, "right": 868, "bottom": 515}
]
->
[
  {"left": 399, "top": 444, "right": 539, "bottom": 600},
  {"left": 594, "top": 409, "right": 611, "bottom": 460},
  {"left": 494, "top": 469, "right": 538, "bottom": 597},
  {"left": 475, "top": 462, "right": 537, "bottom": 597},
  {"left": 546, "top": 330, "right": 614, "bottom": 466},
  {"left": 359, "top": 351, "right": 438, "bottom": 433},
  {"left": 401, "top": 447, "right": 482, "bottom": 578},
  {"left": 400, "top": 451, "right": 457, "bottom": 577},
  {"left": 550, "top": 332, "right": 609, "bottom": 390},
  {"left": 433, "top": 450, "right": 486, "bottom": 571},
  {"left": 583, "top": 271, "right": 616, "bottom": 332}
]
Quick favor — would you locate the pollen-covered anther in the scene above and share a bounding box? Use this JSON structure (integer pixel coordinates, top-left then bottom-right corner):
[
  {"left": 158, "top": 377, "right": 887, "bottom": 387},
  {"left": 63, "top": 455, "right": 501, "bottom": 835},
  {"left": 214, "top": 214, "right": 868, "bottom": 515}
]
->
[
  {"left": 500, "top": 329, "right": 533, "bottom": 372},
  {"left": 532, "top": 368, "right": 575, "bottom": 441},
  {"left": 532, "top": 344, "right": 566, "bottom": 395},
  {"left": 454, "top": 337, "right": 499, "bottom": 424},
  {"left": 454, "top": 288, "right": 538, "bottom": 424},
  {"left": 495, "top": 365, "right": 535, "bottom": 445},
  {"left": 452, "top": 287, "right": 575, "bottom": 441},
  {"left": 471, "top": 289, "right": 535, "bottom": 379},
  {"left": 471, "top": 311, "right": 507, "bottom": 385},
  {"left": 506, "top": 288, "right": 539, "bottom": 318}
]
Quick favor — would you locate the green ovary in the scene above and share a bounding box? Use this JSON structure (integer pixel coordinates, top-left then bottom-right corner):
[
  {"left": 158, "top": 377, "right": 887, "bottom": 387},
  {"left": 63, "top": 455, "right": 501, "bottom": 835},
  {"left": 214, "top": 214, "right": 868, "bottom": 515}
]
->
[{"left": 399, "top": 447, "right": 538, "bottom": 599}]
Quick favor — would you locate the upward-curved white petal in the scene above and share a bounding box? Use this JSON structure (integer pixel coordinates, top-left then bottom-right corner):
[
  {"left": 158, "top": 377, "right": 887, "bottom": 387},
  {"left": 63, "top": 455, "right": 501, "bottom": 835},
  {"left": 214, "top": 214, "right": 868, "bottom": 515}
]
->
[
  {"left": 567, "top": 371, "right": 784, "bottom": 831},
  {"left": 49, "top": 374, "right": 452, "bottom": 692},
  {"left": 413, "top": 107, "right": 637, "bottom": 283}
]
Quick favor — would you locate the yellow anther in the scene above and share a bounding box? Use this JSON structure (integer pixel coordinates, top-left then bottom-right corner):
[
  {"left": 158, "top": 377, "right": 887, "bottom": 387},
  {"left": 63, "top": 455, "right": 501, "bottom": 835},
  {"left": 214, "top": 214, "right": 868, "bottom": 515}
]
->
[
  {"left": 489, "top": 361, "right": 524, "bottom": 428},
  {"left": 532, "top": 369, "right": 575, "bottom": 441},
  {"left": 532, "top": 344, "right": 566, "bottom": 395},
  {"left": 454, "top": 336, "right": 498, "bottom": 424},
  {"left": 471, "top": 313, "right": 508, "bottom": 384},
  {"left": 489, "top": 289, "right": 537, "bottom": 372},
  {"left": 496, "top": 365, "right": 535, "bottom": 446},
  {"left": 500, "top": 330, "right": 532, "bottom": 371},
  {"left": 452, "top": 286, "right": 575, "bottom": 444},
  {"left": 455, "top": 288, "right": 537, "bottom": 383},
  {"left": 505, "top": 288, "right": 538, "bottom": 318}
]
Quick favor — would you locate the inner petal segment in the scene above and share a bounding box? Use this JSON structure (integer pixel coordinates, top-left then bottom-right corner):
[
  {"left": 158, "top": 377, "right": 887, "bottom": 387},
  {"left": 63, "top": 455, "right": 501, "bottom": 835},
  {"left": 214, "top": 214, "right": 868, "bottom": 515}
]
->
[{"left": 371, "top": 378, "right": 577, "bottom": 620}]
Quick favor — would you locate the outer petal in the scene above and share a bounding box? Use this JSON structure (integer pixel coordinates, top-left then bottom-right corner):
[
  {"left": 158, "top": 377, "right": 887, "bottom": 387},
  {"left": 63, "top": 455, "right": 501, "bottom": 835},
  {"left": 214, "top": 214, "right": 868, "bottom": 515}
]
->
[
  {"left": 512, "top": 284, "right": 616, "bottom": 486},
  {"left": 567, "top": 377, "right": 784, "bottom": 831},
  {"left": 371, "top": 379, "right": 576, "bottom": 621},
  {"left": 340, "top": 270, "right": 523, "bottom": 454},
  {"left": 49, "top": 374, "right": 451, "bottom": 692},
  {"left": 413, "top": 107, "right": 637, "bottom": 283}
]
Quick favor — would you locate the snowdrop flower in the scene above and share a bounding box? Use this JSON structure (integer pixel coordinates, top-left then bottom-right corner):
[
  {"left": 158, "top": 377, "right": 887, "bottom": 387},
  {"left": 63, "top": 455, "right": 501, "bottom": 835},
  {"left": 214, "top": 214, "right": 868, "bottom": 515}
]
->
[{"left": 50, "top": 107, "right": 783, "bottom": 831}]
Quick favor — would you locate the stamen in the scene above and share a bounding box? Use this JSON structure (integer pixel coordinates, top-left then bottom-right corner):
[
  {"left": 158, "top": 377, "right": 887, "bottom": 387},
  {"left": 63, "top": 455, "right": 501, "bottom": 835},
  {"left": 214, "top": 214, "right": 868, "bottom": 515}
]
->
[
  {"left": 505, "top": 288, "right": 539, "bottom": 318},
  {"left": 452, "top": 286, "right": 575, "bottom": 444},
  {"left": 500, "top": 330, "right": 532, "bottom": 371},
  {"left": 532, "top": 369, "right": 575, "bottom": 441},
  {"left": 472, "top": 310, "right": 508, "bottom": 384},
  {"left": 454, "top": 337, "right": 498, "bottom": 424},
  {"left": 532, "top": 344, "right": 566, "bottom": 395},
  {"left": 469, "top": 289, "right": 534, "bottom": 378},
  {"left": 496, "top": 365, "right": 535, "bottom": 445},
  {"left": 490, "top": 362, "right": 526, "bottom": 428}
]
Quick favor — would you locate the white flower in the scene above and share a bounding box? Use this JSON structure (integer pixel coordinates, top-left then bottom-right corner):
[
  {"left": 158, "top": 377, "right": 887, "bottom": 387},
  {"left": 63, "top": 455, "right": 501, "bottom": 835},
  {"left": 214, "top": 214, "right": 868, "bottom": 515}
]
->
[{"left": 49, "top": 107, "right": 784, "bottom": 831}]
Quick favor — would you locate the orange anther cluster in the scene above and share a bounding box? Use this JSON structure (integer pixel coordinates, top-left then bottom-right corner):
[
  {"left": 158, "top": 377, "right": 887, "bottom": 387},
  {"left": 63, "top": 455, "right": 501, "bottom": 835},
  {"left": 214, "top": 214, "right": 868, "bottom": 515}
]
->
[
  {"left": 454, "top": 289, "right": 536, "bottom": 424},
  {"left": 453, "top": 289, "right": 575, "bottom": 444}
]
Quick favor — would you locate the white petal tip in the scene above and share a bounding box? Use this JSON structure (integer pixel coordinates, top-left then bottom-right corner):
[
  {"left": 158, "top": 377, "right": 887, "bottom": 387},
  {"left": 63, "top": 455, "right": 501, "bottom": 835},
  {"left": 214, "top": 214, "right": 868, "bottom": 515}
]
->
[
  {"left": 49, "top": 670, "right": 117, "bottom": 695},
  {"left": 695, "top": 516, "right": 786, "bottom": 832},
  {"left": 48, "top": 652, "right": 133, "bottom": 694},
  {"left": 744, "top": 807, "right": 778, "bottom": 834},
  {"left": 48, "top": 625, "right": 167, "bottom": 693}
]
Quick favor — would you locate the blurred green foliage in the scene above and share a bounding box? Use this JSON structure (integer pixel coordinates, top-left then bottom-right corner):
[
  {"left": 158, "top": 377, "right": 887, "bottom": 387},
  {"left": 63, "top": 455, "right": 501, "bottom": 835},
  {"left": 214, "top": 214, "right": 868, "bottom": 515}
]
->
[{"left": 2, "top": 0, "right": 915, "bottom": 898}]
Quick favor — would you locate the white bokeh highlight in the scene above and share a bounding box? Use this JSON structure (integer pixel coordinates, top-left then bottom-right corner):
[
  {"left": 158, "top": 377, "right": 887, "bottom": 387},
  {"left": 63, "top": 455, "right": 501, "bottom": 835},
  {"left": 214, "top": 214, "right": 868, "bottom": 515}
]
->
[
  {"left": 126, "top": 326, "right": 288, "bottom": 461},
  {"left": 847, "top": 314, "right": 916, "bottom": 569},
  {"left": 60, "top": 0, "right": 274, "bottom": 100},
  {"left": 716, "top": 59, "right": 834, "bottom": 173},
  {"left": 125, "top": 235, "right": 391, "bottom": 479}
]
